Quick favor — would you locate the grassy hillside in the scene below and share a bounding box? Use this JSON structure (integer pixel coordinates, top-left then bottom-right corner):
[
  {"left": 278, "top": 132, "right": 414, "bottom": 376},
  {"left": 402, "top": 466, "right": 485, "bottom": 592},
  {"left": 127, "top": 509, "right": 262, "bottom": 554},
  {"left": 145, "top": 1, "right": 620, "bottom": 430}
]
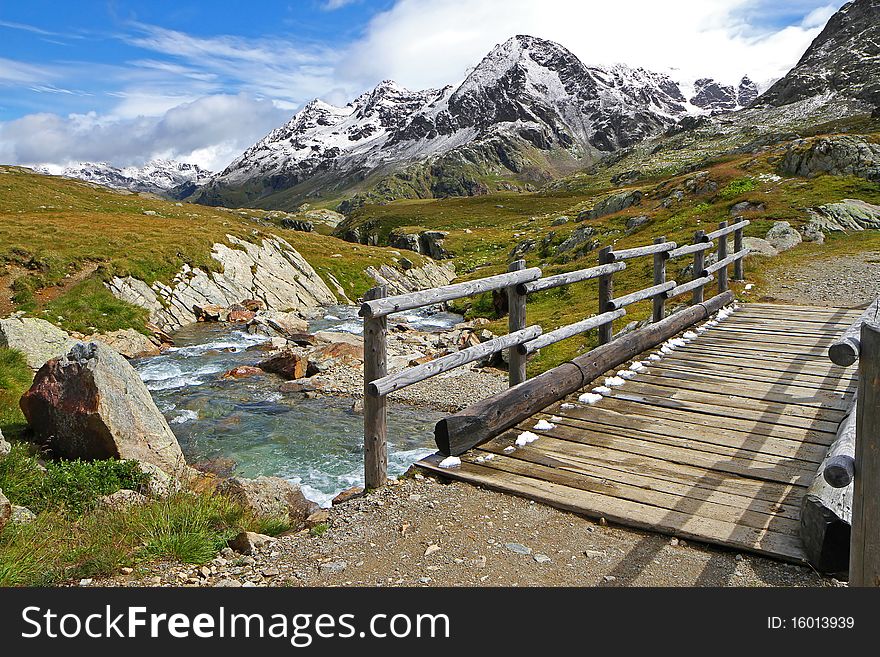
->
[
  {"left": 344, "top": 131, "right": 880, "bottom": 374},
  {"left": 0, "top": 166, "right": 427, "bottom": 333}
]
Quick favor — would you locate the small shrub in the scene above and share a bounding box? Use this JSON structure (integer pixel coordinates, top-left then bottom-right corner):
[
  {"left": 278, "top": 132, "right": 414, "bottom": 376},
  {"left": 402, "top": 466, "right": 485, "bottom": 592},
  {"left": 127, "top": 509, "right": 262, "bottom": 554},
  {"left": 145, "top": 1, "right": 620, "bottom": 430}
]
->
[
  {"left": 309, "top": 523, "right": 329, "bottom": 537},
  {"left": 718, "top": 178, "right": 757, "bottom": 199}
]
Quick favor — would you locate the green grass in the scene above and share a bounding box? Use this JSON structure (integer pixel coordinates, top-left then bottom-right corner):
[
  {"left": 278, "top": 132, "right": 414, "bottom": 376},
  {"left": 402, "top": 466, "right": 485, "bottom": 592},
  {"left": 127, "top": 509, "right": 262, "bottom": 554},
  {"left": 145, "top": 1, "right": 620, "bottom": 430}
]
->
[
  {"left": 42, "top": 276, "right": 150, "bottom": 334},
  {"left": 0, "top": 348, "right": 31, "bottom": 438}
]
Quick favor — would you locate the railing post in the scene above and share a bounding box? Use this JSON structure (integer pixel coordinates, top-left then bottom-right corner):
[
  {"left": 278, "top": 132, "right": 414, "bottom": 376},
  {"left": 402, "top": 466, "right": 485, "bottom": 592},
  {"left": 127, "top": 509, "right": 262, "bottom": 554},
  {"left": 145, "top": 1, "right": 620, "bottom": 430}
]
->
[
  {"left": 691, "top": 230, "right": 706, "bottom": 305},
  {"left": 733, "top": 222, "right": 745, "bottom": 281},
  {"left": 508, "top": 259, "right": 527, "bottom": 387},
  {"left": 717, "top": 220, "right": 729, "bottom": 294},
  {"left": 652, "top": 236, "right": 666, "bottom": 323},
  {"left": 851, "top": 321, "right": 880, "bottom": 586},
  {"left": 363, "top": 285, "right": 388, "bottom": 490},
  {"left": 598, "top": 246, "right": 614, "bottom": 344}
]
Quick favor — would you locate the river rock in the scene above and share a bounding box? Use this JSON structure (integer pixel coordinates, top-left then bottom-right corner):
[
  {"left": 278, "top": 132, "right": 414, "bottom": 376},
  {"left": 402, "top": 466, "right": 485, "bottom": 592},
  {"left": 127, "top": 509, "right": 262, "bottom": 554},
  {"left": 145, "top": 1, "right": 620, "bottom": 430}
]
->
[
  {"left": 778, "top": 136, "right": 880, "bottom": 182},
  {"left": 806, "top": 199, "right": 880, "bottom": 232},
  {"left": 0, "top": 317, "right": 78, "bottom": 370},
  {"left": 0, "top": 489, "right": 10, "bottom": 532},
  {"left": 741, "top": 237, "right": 779, "bottom": 257},
  {"left": 0, "top": 428, "right": 10, "bottom": 457},
  {"left": 222, "top": 365, "right": 264, "bottom": 379},
  {"left": 307, "top": 342, "right": 364, "bottom": 375},
  {"left": 229, "top": 531, "right": 276, "bottom": 555},
  {"left": 92, "top": 329, "right": 161, "bottom": 359},
  {"left": 258, "top": 351, "right": 307, "bottom": 380},
  {"left": 19, "top": 342, "right": 186, "bottom": 474},
  {"left": 227, "top": 307, "right": 256, "bottom": 323},
  {"left": 217, "top": 476, "right": 317, "bottom": 527},
  {"left": 332, "top": 486, "right": 364, "bottom": 505},
  {"left": 765, "top": 221, "right": 802, "bottom": 252},
  {"left": 193, "top": 304, "right": 226, "bottom": 322},
  {"left": 578, "top": 190, "right": 642, "bottom": 221},
  {"left": 247, "top": 310, "right": 309, "bottom": 338},
  {"left": 311, "top": 331, "right": 361, "bottom": 347}
]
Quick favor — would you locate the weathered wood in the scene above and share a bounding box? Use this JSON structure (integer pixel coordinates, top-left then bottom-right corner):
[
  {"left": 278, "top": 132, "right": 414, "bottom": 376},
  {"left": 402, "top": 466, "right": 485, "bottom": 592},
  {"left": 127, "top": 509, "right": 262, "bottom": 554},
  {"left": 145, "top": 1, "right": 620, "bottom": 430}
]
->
[
  {"left": 607, "top": 281, "right": 677, "bottom": 310},
  {"left": 668, "top": 241, "right": 714, "bottom": 259},
  {"left": 717, "top": 221, "right": 729, "bottom": 294},
  {"left": 733, "top": 224, "right": 744, "bottom": 281},
  {"left": 828, "top": 297, "right": 880, "bottom": 366},
  {"left": 507, "top": 260, "right": 528, "bottom": 387},
  {"left": 610, "top": 241, "right": 677, "bottom": 261},
  {"left": 519, "top": 261, "right": 625, "bottom": 295},
  {"left": 691, "top": 230, "right": 706, "bottom": 305},
  {"left": 434, "top": 291, "right": 734, "bottom": 455},
  {"left": 702, "top": 249, "right": 749, "bottom": 276},
  {"left": 666, "top": 275, "right": 713, "bottom": 299},
  {"left": 518, "top": 309, "right": 626, "bottom": 355},
  {"left": 851, "top": 321, "right": 880, "bottom": 586},
  {"left": 363, "top": 286, "right": 388, "bottom": 489},
  {"left": 359, "top": 267, "right": 541, "bottom": 318},
  {"left": 705, "top": 219, "right": 750, "bottom": 240},
  {"left": 598, "top": 246, "right": 614, "bottom": 345},
  {"left": 652, "top": 237, "right": 666, "bottom": 323},
  {"left": 369, "top": 326, "right": 542, "bottom": 397}
]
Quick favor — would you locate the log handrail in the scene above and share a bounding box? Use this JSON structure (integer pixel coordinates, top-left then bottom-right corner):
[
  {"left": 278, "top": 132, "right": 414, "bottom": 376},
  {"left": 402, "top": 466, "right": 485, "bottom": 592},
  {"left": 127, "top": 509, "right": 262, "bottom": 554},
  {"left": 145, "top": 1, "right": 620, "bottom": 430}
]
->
[
  {"left": 517, "top": 309, "right": 626, "bottom": 355},
  {"left": 705, "top": 219, "right": 749, "bottom": 240},
  {"left": 828, "top": 298, "right": 880, "bottom": 366},
  {"left": 608, "top": 241, "right": 677, "bottom": 261},
  {"left": 518, "top": 261, "right": 626, "bottom": 295},
  {"left": 702, "top": 249, "right": 749, "bottom": 277},
  {"left": 668, "top": 241, "right": 715, "bottom": 259}
]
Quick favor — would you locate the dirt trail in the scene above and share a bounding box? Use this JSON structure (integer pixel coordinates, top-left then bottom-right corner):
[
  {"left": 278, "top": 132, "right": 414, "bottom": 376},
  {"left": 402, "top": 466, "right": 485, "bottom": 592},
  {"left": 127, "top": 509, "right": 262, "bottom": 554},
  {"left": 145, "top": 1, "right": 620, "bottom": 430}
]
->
[
  {"left": 0, "top": 261, "right": 100, "bottom": 317},
  {"left": 756, "top": 251, "right": 880, "bottom": 308}
]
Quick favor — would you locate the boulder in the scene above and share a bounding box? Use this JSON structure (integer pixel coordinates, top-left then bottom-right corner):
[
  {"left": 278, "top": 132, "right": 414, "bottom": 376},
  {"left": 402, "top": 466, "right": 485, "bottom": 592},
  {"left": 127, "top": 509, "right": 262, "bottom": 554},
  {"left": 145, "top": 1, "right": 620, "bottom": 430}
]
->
[
  {"left": 226, "top": 304, "right": 256, "bottom": 323},
  {"left": 228, "top": 531, "right": 275, "bottom": 555},
  {"left": 806, "top": 199, "right": 880, "bottom": 232},
  {"left": 247, "top": 311, "right": 309, "bottom": 338},
  {"left": 306, "top": 509, "right": 331, "bottom": 528},
  {"left": 0, "top": 488, "right": 10, "bottom": 533},
  {"left": 0, "top": 428, "right": 9, "bottom": 457},
  {"left": 729, "top": 201, "right": 765, "bottom": 215},
  {"left": 137, "top": 461, "right": 180, "bottom": 498},
  {"left": 509, "top": 239, "right": 535, "bottom": 261},
  {"left": 683, "top": 172, "right": 717, "bottom": 195},
  {"left": 578, "top": 190, "right": 642, "bottom": 221},
  {"left": 307, "top": 342, "right": 364, "bottom": 375},
  {"left": 551, "top": 215, "right": 571, "bottom": 226},
  {"left": 779, "top": 136, "right": 880, "bottom": 182},
  {"left": 556, "top": 226, "right": 598, "bottom": 254},
  {"left": 0, "top": 317, "right": 78, "bottom": 370},
  {"left": 388, "top": 231, "right": 422, "bottom": 254},
  {"left": 312, "top": 331, "right": 362, "bottom": 347},
  {"left": 97, "top": 489, "right": 150, "bottom": 510},
  {"left": 741, "top": 237, "right": 779, "bottom": 257},
  {"left": 258, "top": 351, "right": 307, "bottom": 380},
  {"left": 765, "top": 221, "right": 803, "bottom": 252},
  {"left": 800, "top": 219, "right": 825, "bottom": 244},
  {"left": 10, "top": 505, "right": 36, "bottom": 525},
  {"left": 419, "top": 231, "right": 450, "bottom": 259},
  {"left": 216, "top": 476, "right": 317, "bottom": 527},
  {"left": 222, "top": 365, "right": 264, "bottom": 379},
  {"left": 625, "top": 215, "right": 650, "bottom": 231},
  {"left": 19, "top": 342, "right": 186, "bottom": 475},
  {"left": 332, "top": 486, "right": 364, "bottom": 505},
  {"left": 92, "top": 329, "right": 160, "bottom": 359},
  {"left": 193, "top": 304, "right": 226, "bottom": 322}
]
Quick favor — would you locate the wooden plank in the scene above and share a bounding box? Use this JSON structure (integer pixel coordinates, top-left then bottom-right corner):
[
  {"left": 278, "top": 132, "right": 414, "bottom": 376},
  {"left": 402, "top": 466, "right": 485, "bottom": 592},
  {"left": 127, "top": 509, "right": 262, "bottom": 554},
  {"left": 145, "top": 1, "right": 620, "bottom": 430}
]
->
[
  {"left": 669, "top": 341, "right": 854, "bottom": 369},
  {"left": 744, "top": 302, "right": 860, "bottom": 314},
  {"left": 692, "top": 337, "right": 831, "bottom": 355},
  {"left": 693, "top": 329, "right": 838, "bottom": 348},
  {"left": 419, "top": 456, "right": 806, "bottom": 562},
  {"left": 658, "top": 351, "right": 858, "bottom": 383}
]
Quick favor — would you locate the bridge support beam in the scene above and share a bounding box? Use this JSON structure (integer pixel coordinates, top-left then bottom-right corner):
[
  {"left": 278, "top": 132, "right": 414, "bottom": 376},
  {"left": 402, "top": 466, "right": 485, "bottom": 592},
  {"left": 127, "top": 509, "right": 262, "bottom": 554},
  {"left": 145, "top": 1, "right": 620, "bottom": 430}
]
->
[{"left": 435, "top": 291, "right": 734, "bottom": 456}]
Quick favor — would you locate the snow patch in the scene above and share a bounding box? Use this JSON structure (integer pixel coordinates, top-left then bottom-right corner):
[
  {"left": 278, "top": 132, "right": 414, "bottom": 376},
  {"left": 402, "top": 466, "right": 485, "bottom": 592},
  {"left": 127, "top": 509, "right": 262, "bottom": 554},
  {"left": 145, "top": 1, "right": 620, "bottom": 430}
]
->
[
  {"left": 578, "top": 392, "right": 603, "bottom": 404},
  {"left": 533, "top": 419, "right": 557, "bottom": 431},
  {"left": 515, "top": 431, "right": 541, "bottom": 447},
  {"left": 438, "top": 456, "right": 461, "bottom": 469}
]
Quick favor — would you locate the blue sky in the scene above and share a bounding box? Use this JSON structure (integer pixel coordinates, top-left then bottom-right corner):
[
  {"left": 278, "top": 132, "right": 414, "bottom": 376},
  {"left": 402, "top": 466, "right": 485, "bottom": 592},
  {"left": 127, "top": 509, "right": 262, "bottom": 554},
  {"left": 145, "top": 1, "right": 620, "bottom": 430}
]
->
[{"left": 0, "top": 0, "right": 848, "bottom": 170}]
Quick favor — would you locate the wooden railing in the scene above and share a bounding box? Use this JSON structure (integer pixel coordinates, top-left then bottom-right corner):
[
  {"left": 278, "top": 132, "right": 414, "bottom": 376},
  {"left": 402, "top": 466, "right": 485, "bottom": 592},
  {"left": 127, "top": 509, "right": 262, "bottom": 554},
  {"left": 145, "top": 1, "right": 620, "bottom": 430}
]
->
[
  {"left": 360, "top": 219, "right": 749, "bottom": 489},
  {"left": 806, "top": 298, "right": 880, "bottom": 585}
]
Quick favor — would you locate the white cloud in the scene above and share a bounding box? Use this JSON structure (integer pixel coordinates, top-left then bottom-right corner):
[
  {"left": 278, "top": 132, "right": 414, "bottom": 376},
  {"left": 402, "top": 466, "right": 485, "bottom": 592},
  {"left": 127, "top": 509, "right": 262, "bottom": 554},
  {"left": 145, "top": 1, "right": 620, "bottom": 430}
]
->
[
  {"left": 801, "top": 4, "right": 839, "bottom": 28},
  {"left": 323, "top": 0, "right": 361, "bottom": 9},
  {"left": 0, "top": 94, "right": 290, "bottom": 171},
  {"left": 338, "top": 0, "right": 844, "bottom": 91}
]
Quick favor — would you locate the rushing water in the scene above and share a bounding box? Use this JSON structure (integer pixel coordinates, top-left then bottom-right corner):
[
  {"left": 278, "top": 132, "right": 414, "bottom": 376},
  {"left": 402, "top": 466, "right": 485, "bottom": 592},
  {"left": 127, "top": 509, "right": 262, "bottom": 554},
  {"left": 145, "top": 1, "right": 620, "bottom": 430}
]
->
[{"left": 134, "top": 306, "right": 460, "bottom": 506}]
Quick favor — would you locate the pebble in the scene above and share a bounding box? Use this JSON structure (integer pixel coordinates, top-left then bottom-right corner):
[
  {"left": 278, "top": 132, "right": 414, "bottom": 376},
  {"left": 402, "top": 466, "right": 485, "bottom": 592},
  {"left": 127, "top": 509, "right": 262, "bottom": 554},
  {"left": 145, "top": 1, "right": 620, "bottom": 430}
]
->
[
  {"left": 78, "top": 579, "right": 93, "bottom": 587},
  {"left": 603, "top": 575, "right": 617, "bottom": 582},
  {"left": 320, "top": 561, "right": 347, "bottom": 575},
  {"left": 424, "top": 544, "right": 441, "bottom": 557},
  {"left": 533, "top": 554, "right": 551, "bottom": 564},
  {"left": 584, "top": 550, "right": 606, "bottom": 559},
  {"left": 504, "top": 543, "right": 532, "bottom": 555}
]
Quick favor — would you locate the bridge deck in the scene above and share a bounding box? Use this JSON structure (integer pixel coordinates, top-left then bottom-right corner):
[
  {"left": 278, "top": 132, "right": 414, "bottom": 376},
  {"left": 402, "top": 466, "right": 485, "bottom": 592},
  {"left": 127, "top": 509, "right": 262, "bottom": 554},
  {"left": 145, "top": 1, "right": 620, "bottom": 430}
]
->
[{"left": 418, "top": 303, "right": 861, "bottom": 562}]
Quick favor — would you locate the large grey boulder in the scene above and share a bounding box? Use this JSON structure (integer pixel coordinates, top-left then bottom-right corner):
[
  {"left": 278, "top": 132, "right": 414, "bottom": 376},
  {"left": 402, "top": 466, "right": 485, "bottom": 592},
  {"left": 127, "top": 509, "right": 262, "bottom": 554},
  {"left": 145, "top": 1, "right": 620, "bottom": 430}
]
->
[
  {"left": 19, "top": 342, "right": 185, "bottom": 475},
  {"left": 579, "top": 190, "right": 642, "bottom": 221},
  {"left": 741, "top": 237, "right": 779, "bottom": 257},
  {"left": 556, "top": 226, "right": 598, "bottom": 254},
  {"left": 0, "top": 317, "right": 78, "bottom": 370},
  {"left": 216, "top": 476, "right": 317, "bottom": 527},
  {"left": 765, "top": 221, "right": 803, "bottom": 252},
  {"left": 92, "top": 329, "right": 161, "bottom": 359},
  {"left": 807, "top": 199, "right": 880, "bottom": 232},
  {"left": 779, "top": 136, "right": 880, "bottom": 182}
]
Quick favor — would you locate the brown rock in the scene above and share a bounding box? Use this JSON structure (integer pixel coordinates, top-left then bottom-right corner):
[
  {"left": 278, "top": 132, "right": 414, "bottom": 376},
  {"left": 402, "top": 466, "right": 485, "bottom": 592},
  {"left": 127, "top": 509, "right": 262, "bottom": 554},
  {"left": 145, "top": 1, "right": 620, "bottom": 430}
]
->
[
  {"left": 286, "top": 333, "right": 318, "bottom": 347},
  {"left": 241, "top": 299, "right": 265, "bottom": 312},
  {"left": 409, "top": 355, "right": 434, "bottom": 366},
  {"left": 258, "top": 351, "right": 307, "bottom": 380},
  {"left": 193, "top": 304, "right": 226, "bottom": 322},
  {"left": 227, "top": 309, "right": 256, "bottom": 323},
  {"left": 216, "top": 476, "right": 317, "bottom": 527},
  {"left": 332, "top": 486, "right": 364, "bottom": 505},
  {"left": 279, "top": 379, "right": 316, "bottom": 394},
  {"left": 306, "top": 509, "right": 331, "bottom": 528},
  {"left": 20, "top": 342, "right": 185, "bottom": 475},
  {"left": 307, "top": 342, "right": 364, "bottom": 375},
  {"left": 222, "top": 365, "right": 264, "bottom": 379},
  {"left": 228, "top": 531, "right": 275, "bottom": 555}
]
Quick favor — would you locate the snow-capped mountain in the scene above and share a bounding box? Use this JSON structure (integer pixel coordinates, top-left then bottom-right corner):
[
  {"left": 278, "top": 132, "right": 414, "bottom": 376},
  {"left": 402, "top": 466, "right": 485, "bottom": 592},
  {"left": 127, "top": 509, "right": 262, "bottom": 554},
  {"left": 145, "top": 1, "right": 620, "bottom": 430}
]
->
[
  {"left": 197, "top": 35, "right": 754, "bottom": 210},
  {"left": 37, "top": 159, "right": 214, "bottom": 198},
  {"left": 759, "top": 0, "right": 879, "bottom": 109},
  {"left": 689, "top": 76, "right": 759, "bottom": 112}
]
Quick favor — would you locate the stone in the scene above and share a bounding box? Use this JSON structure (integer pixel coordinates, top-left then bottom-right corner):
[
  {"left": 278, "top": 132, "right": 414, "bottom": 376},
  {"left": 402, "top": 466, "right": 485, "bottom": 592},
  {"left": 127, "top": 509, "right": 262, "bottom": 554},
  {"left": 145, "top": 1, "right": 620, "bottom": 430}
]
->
[
  {"left": 20, "top": 342, "right": 186, "bottom": 474},
  {"left": 388, "top": 231, "right": 422, "bottom": 254},
  {"left": 419, "top": 231, "right": 450, "bottom": 260},
  {"left": 286, "top": 333, "right": 318, "bottom": 347},
  {"left": 10, "top": 505, "right": 36, "bottom": 525},
  {"left": 807, "top": 199, "right": 880, "bottom": 232},
  {"left": 0, "top": 317, "right": 78, "bottom": 370},
  {"left": 578, "top": 189, "right": 642, "bottom": 221},
  {"left": 556, "top": 226, "right": 598, "bottom": 254},
  {"left": 0, "top": 428, "right": 10, "bottom": 457},
  {"left": 625, "top": 215, "right": 650, "bottom": 231},
  {"left": 311, "top": 331, "right": 362, "bottom": 347},
  {"left": 306, "top": 509, "right": 331, "bottom": 528},
  {"left": 765, "top": 221, "right": 802, "bottom": 252},
  {"left": 227, "top": 309, "right": 256, "bottom": 323},
  {"left": 800, "top": 220, "right": 825, "bottom": 244},
  {"left": 222, "top": 365, "right": 264, "bottom": 379},
  {"left": 137, "top": 461, "right": 180, "bottom": 498},
  {"left": 280, "top": 218, "right": 314, "bottom": 232},
  {"left": 509, "top": 239, "right": 535, "bottom": 261},
  {"left": 247, "top": 310, "right": 309, "bottom": 338},
  {"left": 551, "top": 215, "right": 571, "bottom": 226},
  {"left": 729, "top": 201, "right": 765, "bottom": 215},
  {"left": 216, "top": 476, "right": 317, "bottom": 527},
  {"left": 319, "top": 561, "right": 347, "bottom": 575},
  {"left": 193, "top": 304, "right": 226, "bottom": 322},
  {"left": 741, "top": 237, "right": 779, "bottom": 257},
  {"left": 683, "top": 171, "right": 718, "bottom": 195},
  {"left": 307, "top": 342, "right": 364, "bottom": 375},
  {"left": 258, "top": 351, "right": 307, "bottom": 380},
  {"left": 228, "top": 531, "right": 276, "bottom": 555},
  {"left": 365, "top": 261, "right": 456, "bottom": 296},
  {"left": 332, "top": 486, "right": 364, "bottom": 505},
  {"left": 778, "top": 136, "right": 880, "bottom": 182},
  {"left": 0, "top": 488, "right": 10, "bottom": 533},
  {"left": 504, "top": 542, "right": 532, "bottom": 555},
  {"left": 533, "top": 554, "right": 551, "bottom": 564},
  {"left": 279, "top": 379, "right": 317, "bottom": 394},
  {"left": 98, "top": 489, "right": 150, "bottom": 510},
  {"left": 92, "top": 329, "right": 161, "bottom": 359}
]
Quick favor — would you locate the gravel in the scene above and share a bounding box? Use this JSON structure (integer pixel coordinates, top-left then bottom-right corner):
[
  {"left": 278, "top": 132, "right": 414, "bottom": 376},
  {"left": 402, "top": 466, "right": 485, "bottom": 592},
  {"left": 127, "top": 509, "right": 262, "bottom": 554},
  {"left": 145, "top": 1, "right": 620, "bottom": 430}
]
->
[{"left": 759, "top": 252, "right": 880, "bottom": 307}]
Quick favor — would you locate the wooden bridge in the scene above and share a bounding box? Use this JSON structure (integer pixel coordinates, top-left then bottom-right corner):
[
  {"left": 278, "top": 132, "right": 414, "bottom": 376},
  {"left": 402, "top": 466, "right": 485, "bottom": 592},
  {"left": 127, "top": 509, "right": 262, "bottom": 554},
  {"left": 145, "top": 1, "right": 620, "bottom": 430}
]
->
[{"left": 358, "top": 219, "right": 880, "bottom": 582}]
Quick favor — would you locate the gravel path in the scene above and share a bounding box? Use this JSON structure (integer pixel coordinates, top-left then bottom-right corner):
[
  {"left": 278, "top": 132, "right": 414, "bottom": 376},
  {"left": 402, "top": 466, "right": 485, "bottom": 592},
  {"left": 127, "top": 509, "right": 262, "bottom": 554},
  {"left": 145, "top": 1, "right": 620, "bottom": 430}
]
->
[
  {"left": 99, "top": 474, "right": 834, "bottom": 588},
  {"left": 759, "top": 252, "right": 880, "bottom": 308}
]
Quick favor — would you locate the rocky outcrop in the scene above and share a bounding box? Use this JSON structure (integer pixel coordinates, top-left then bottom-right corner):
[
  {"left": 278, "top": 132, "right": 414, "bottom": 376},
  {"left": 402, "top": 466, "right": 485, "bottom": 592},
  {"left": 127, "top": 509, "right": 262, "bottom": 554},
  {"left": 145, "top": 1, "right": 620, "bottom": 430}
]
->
[
  {"left": 216, "top": 476, "right": 317, "bottom": 527},
  {"left": 388, "top": 230, "right": 451, "bottom": 259},
  {"left": 92, "top": 329, "right": 161, "bottom": 359},
  {"left": 556, "top": 226, "right": 598, "bottom": 254},
  {"left": 20, "top": 342, "right": 185, "bottom": 474},
  {"left": 806, "top": 199, "right": 880, "bottom": 231},
  {"left": 246, "top": 310, "right": 309, "bottom": 338},
  {"left": 778, "top": 136, "right": 880, "bottom": 182},
  {"left": 229, "top": 531, "right": 276, "bottom": 555},
  {"left": 365, "top": 261, "right": 456, "bottom": 295},
  {"left": 106, "top": 235, "right": 337, "bottom": 331},
  {"left": 579, "top": 190, "right": 642, "bottom": 220},
  {"left": 765, "top": 221, "right": 803, "bottom": 252},
  {"left": 0, "top": 317, "right": 78, "bottom": 370}
]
